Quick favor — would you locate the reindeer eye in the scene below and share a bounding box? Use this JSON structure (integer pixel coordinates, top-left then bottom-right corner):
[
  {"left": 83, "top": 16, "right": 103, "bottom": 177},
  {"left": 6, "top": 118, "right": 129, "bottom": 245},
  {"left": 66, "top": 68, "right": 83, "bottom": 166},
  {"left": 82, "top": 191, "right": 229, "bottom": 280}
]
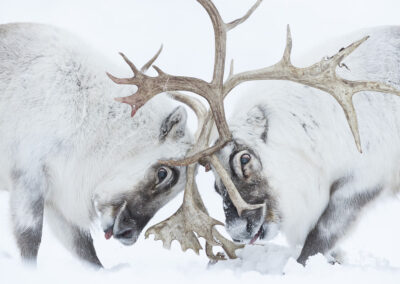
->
[
  {"left": 156, "top": 167, "right": 176, "bottom": 187},
  {"left": 240, "top": 154, "right": 251, "bottom": 165},
  {"left": 157, "top": 168, "right": 168, "bottom": 183},
  {"left": 155, "top": 166, "right": 178, "bottom": 189}
]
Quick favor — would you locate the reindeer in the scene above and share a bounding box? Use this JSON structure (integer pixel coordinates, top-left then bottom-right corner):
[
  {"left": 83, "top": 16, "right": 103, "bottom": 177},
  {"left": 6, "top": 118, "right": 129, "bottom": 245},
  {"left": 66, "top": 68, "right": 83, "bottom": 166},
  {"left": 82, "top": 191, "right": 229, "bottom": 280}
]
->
[
  {"left": 0, "top": 23, "right": 192, "bottom": 267},
  {"left": 105, "top": 0, "right": 400, "bottom": 266},
  {"left": 213, "top": 26, "right": 400, "bottom": 265}
]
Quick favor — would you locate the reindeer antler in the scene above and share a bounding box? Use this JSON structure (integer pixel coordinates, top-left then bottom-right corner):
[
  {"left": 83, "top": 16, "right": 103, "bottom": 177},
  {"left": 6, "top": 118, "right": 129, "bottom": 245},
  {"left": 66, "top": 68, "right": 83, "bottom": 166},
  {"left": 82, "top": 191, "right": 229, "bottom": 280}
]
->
[
  {"left": 145, "top": 91, "right": 245, "bottom": 259},
  {"left": 109, "top": 0, "right": 400, "bottom": 261},
  {"left": 223, "top": 26, "right": 400, "bottom": 152},
  {"left": 107, "top": 0, "right": 264, "bottom": 166}
]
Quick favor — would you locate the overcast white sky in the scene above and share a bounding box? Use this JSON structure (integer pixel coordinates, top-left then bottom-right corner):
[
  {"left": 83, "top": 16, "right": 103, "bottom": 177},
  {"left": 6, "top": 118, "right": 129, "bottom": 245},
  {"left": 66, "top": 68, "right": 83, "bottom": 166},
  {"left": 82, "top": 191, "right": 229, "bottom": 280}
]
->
[{"left": 1, "top": 0, "right": 400, "bottom": 78}]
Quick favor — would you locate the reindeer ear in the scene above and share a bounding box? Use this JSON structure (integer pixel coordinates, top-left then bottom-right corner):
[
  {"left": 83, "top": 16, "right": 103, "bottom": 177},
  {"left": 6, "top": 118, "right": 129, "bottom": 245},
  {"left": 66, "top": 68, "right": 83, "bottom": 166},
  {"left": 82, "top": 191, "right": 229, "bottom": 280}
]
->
[
  {"left": 159, "top": 106, "right": 188, "bottom": 141},
  {"left": 243, "top": 105, "right": 268, "bottom": 142}
]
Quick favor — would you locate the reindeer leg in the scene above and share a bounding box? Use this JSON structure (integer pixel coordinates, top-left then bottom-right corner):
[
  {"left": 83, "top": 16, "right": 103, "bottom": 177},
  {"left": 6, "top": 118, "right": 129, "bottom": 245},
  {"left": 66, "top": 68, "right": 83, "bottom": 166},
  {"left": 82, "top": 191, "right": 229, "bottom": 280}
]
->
[
  {"left": 297, "top": 177, "right": 382, "bottom": 265},
  {"left": 9, "top": 170, "right": 45, "bottom": 264},
  {"left": 46, "top": 206, "right": 102, "bottom": 268}
]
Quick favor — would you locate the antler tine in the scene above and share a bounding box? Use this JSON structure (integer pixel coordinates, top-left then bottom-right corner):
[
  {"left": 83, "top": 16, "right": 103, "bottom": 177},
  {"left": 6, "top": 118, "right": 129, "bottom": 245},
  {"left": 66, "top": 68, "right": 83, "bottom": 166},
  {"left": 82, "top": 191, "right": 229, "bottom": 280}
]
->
[
  {"left": 106, "top": 72, "right": 133, "bottom": 85},
  {"left": 140, "top": 45, "right": 164, "bottom": 73},
  {"left": 330, "top": 36, "right": 369, "bottom": 67},
  {"left": 226, "top": 0, "right": 263, "bottom": 31},
  {"left": 119, "top": 52, "right": 139, "bottom": 75},
  {"left": 161, "top": 143, "right": 224, "bottom": 167},
  {"left": 197, "top": 0, "right": 262, "bottom": 85},
  {"left": 106, "top": 52, "right": 139, "bottom": 84},
  {"left": 223, "top": 27, "right": 400, "bottom": 152},
  {"left": 228, "top": 59, "right": 234, "bottom": 79},
  {"left": 282, "top": 25, "right": 293, "bottom": 64},
  {"left": 196, "top": 0, "right": 227, "bottom": 86}
]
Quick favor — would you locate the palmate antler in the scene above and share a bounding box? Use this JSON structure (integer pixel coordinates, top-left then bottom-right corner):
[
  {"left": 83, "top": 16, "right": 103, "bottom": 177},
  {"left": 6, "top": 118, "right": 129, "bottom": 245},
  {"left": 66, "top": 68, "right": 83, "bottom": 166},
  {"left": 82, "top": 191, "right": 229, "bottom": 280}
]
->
[
  {"left": 108, "top": 0, "right": 400, "bottom": 260},
  {"left": 145, "top": 92, "right": 244, "bottom": 260}
]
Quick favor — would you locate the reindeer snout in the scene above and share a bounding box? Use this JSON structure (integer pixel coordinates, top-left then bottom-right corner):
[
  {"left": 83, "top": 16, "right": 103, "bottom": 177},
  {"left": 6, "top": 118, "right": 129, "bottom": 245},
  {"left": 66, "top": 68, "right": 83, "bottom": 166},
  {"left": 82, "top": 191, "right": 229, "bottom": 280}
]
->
[
  {"left": 223, "top": 197, "right": 265, "bottom": 242},
  {"left": 112, "top": 204, "right": 138, "bottom": 245},
  {"left": 111, "top": 201, "right": 152, "bottom": 246}
]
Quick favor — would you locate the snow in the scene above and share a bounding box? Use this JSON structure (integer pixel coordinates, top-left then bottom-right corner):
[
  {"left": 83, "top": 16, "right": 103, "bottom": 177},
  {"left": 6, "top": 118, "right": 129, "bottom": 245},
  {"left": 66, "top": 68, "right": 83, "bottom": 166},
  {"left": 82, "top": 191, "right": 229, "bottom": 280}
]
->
[{"left": 1, "top": 0, "right": 400, "bottom": 283}]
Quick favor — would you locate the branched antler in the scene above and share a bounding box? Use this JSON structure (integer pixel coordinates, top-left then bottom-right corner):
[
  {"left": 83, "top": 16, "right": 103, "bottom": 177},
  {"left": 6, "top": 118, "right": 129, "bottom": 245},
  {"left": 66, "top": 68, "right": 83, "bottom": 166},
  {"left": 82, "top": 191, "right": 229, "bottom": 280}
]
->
[
  {"left": 223, "top": 25, "right": 400, "bottom": 152},
  {"left": 145, "top": 163, "right": 244, "bottom": 259},
  {"left": 107, "top": 0, "right": 264, "bottom": 162},
  {"left": 109, "top": 0, "right": 400, "bottom": 261},
  {"left": 149, "top": 90, "right": 247, "bottom": 258},
  {"left": 106, "top": 52, "right": 212, "bottom": 117}
]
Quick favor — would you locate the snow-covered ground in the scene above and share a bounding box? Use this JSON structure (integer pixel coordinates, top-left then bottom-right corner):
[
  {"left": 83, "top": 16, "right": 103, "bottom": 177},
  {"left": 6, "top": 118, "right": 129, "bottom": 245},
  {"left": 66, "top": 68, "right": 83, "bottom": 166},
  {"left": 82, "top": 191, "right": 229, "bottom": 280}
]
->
[
  {"left": 1, "top": 0, "right": 400, "bottom": 283},
  {"left": 1, "top": 190, "right": 400, "bottom": 283}
]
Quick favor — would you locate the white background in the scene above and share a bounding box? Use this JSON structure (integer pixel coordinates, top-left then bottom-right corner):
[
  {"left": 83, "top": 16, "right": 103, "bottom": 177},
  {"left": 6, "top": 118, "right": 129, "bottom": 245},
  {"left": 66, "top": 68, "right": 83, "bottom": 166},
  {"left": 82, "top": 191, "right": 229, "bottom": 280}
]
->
[{"left": 1, "top": 1, "right": 400, "bottom": 283}]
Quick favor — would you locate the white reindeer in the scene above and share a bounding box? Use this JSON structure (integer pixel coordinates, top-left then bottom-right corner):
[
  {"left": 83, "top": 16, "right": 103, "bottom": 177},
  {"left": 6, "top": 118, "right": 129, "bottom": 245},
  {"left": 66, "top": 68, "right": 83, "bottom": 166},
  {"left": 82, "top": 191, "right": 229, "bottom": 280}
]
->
[
  {"left": 212, "top": 26, "right": 400, "bottom": 264},
  {"left": 0, "top": 23, "right": 192, "bottom": 267}
]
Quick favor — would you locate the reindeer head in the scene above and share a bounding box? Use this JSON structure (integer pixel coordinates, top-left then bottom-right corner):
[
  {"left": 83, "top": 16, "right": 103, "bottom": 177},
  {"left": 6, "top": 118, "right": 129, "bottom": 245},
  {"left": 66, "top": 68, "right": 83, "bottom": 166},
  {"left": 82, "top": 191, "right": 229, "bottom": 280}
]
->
[
  {"left": 92, "top": 102, "right": 191, "bottom": 245},
  {"left": 213, "top": 141, "right": 279, "bottom": 244},
  {"left": 107, "top": 0, "right": 400, "bottom": 258},
  {"left": 94, "top": 47, "right": 193, "bottom": 245},
  {"left": 93, "top": 103, "right": 191, "bottom": 245}
]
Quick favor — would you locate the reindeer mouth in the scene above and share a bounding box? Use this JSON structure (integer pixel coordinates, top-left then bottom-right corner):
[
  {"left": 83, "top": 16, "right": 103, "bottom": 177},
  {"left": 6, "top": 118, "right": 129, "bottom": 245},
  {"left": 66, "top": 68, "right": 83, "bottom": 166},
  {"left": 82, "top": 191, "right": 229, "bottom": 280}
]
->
[
  {"left": 103, "top": 219, "right": 138, "bottom": 244},
  {"left": 104, "top": 227, "right": 113, "bottom": 240},
  {"left": 102, "top": 201, "right": 145, "bottom": 246},
  {"left": 249, "top": 225, "right": 264, "bottom": 245},
  {"left": 104, "top": 201, "right": 128, "bottom": 241},
  {"left": 249, "top": 222, "right": 280, "bottom": 245}
]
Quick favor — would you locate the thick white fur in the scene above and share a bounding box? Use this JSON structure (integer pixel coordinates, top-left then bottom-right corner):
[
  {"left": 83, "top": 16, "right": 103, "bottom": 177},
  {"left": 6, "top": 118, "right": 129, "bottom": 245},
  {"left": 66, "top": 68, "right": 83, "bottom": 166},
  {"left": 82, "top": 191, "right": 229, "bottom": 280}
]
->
[
  {"left": 0, "top": 23, "right": 191, "bottom": 233},
  {"left": 228, "top": 26, "right": 400, "bottom": 246}
]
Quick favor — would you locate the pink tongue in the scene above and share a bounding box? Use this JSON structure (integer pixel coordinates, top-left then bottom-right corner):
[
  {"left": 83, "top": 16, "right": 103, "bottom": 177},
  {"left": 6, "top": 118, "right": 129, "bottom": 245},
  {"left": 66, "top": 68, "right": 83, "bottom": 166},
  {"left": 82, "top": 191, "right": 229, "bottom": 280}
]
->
[
  {"left": 249, "top": 228, "right": 262, "bottom": 245},
  {"left": 104, "top": 230, "right": 113, "bottom": 240}
]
